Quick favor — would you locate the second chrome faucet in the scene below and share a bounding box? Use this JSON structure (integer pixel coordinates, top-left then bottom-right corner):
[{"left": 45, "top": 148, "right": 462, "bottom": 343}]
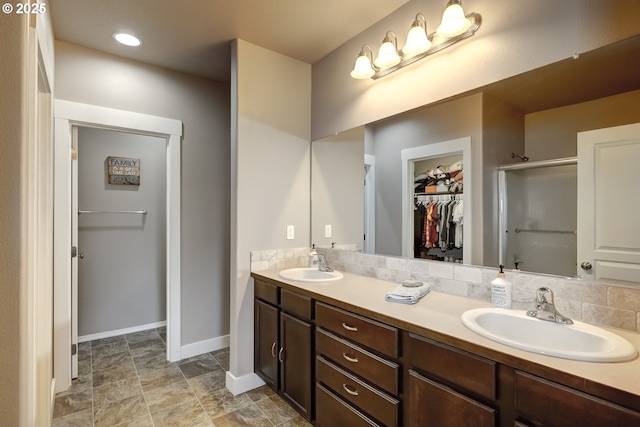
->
[{"left": 526, "top": 287, "right": 573, "bottom": 324}]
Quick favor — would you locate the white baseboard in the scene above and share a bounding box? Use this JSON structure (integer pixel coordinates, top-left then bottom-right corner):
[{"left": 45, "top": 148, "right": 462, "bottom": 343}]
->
[
  {"left": 78, "top": 321, "right": 167, "bottom": 343},
  {"left": 180, "top": 334, "right": 230, "bottom": 360},
  {"left": 225, "top": 371, "right": 265, "bottom": 396}
]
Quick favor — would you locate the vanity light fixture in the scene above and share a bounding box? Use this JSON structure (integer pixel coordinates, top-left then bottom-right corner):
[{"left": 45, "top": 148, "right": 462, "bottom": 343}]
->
[
  {"left": 350, "top": 0, "right": 481, "bottom": 80},
  {"left": 374, "top": 31, "right": 402, "bottom": 69},
  {"left": 350, "top": 46, "right": 376, "bottom": 79},
  {"left": 113, "top": 32, "right": 142, "bottom": 47},
  {"left": 402, "top": 13, "right": 431, "bottom": 58},
  {"left": 436, "top": 0, "right": 473, "bottom": 38}
]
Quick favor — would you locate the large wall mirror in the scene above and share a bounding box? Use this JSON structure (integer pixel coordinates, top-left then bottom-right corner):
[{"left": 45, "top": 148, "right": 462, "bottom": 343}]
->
[{"left": 311, "top": 35, "right": 640, "bottom": 282}]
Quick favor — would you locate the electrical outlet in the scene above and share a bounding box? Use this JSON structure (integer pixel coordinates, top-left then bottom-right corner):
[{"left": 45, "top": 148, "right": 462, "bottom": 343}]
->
[
  {"left": 324, "top": 224, "right": 332, "bottom": 238},
  {"left": 286, "top": 225, "right": 295, "bottom": 240}
]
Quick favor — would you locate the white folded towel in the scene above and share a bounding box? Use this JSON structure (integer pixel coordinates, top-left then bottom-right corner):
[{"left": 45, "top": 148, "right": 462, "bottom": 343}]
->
[{"left": 385, "top": 282, "right": 431, "bottom": 305}]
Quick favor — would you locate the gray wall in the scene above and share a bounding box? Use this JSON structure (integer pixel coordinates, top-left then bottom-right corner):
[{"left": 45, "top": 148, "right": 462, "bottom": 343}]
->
[
  {"left": 312, "top": 127, "right": 364, "bottom": 250},
  {"left": 370, "top": 94, "right": 483, "bottom": 259},
  {"left": 55, "top": 41, "right": 230, "bottom": 346},
  {"left": 77, "top": 127, "right": 166, "bottom": 336}
]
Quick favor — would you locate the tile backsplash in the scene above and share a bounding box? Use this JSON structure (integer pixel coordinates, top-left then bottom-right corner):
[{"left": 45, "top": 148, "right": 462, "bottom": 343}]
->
[{"left": 251, "top": 247, "right": 640, "bottom": 333}]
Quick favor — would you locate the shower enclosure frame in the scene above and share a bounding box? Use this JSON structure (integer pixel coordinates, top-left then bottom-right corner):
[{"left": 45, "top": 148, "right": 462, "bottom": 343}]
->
[{"left": 497, "top": 157, "right": 577, "bottom": 272}]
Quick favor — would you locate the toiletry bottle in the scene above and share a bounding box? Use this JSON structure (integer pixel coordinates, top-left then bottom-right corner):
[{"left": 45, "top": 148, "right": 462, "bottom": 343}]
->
[
  {"left": 308, "top": 244, "right": 318, "bottom": 267},
  {"left": 491, "top": 265, "right": 512, "bottom": 308}
]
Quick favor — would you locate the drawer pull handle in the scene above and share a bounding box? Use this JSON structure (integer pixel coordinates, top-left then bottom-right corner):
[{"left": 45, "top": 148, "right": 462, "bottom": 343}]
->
[
  {"left": 271, "top": 342, "right": 276, "bottom": 358},
  {"left": 342, "top": 383, "right": 359, "bottom": 396},
  {"left": 343, "top": 353, "right": 359, "bottom": 363},
  {"left": 342, "top": 322, "right": 358, "bottom": 332},
  {"left": 278, "top": 347, "right": 284, "bottom": 362}
]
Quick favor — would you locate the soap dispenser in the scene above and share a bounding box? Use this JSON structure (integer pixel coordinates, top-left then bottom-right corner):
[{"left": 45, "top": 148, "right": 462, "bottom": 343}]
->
[
  {"left": 308, "top": 244, "right": 318, "bottom": 267},
  {"left": 491, "top": 265, "right": 512, "bottom": 308}
]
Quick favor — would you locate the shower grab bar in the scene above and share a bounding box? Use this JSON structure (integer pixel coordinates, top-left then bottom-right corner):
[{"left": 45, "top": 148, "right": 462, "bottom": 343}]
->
[
  {"left": 78, "top": 210, "right": 147, "bottom": 215},
  {"left": 514, "top": 228, "right": 575, "bottom": 235}
]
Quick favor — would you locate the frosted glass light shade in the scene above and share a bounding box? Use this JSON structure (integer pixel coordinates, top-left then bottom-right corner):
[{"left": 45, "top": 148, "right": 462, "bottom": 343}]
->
[
  {"left": 402, "top": 24, "right": 432, "bottom": 57},
  {"left": 374, "top": 41, "right": 401, "bottom": 69},
  {"left": 351, "top": 54, "right": 375, "bottom": 79},
  {"left": 436, "top": 2, "right": 472, "bottom": 38}
]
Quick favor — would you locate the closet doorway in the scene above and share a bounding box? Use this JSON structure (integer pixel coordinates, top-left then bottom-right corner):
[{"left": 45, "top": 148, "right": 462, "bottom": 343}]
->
[
  {"left": 401, "top": 137, "right": 472, "bottom": 263},
  {"left": 53, "top": 100, "right": 182, "bottom": 391},
  {"left": 76, "top": 127, "right": 167, "bottom": 346}
]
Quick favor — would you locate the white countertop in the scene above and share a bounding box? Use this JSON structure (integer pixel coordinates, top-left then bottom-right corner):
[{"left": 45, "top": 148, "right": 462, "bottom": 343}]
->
[{"left": 253, "top": 269, "right": 640, "bottom": 400}]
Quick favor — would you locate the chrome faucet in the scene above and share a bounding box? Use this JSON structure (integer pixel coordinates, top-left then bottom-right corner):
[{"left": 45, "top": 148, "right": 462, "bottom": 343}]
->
[
  {"left": 526, "top": 287, "right": 573, "bottom": 324},
  {"left": 316, "top": 254, "right": 333, "bottom": 272}
]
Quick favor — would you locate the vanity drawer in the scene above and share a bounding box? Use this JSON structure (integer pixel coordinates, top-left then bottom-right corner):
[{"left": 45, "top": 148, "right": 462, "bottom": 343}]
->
[
  {"left": 317, "top": 328, "right": 399, "bottom": 395},
  {"left": 515, "top": 371, "right": 640, "bottom": 427},
  {"left": 408, "top": 333, "right": 496, "bottom": 401},
  {"left": 316, "top": 383, "right": 381, "bottom": 427},
  {"left": 316, "top": 356, "right": 399, "bottom": 427},
  {"left": 254, "top": 279, "right": 279, "bottom": 306},
  {"left": 316, "top": 302, "right": 398, "bottom": 358},
  {"left": 281, "top": 288, "right": 313, "bottom": 321}
]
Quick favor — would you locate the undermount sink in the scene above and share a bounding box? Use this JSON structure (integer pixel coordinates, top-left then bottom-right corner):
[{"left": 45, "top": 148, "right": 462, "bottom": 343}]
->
[
  {"left": 278, "top": 267, "right": 343, "bottom": 283},
  {"left": 461, "top": 308, "right": 638, "bottom": 362}
]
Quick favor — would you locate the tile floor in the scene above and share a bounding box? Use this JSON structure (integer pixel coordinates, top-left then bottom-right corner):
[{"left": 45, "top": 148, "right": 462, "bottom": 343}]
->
[{"left": 52, "top": 327, "right": 312, "bottom": 427}]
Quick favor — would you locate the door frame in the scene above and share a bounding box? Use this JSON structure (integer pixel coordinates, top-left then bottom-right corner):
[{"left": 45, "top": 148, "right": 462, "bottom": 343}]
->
[{"left": 53, "top": 100, "right": 182, "bottom": 392}]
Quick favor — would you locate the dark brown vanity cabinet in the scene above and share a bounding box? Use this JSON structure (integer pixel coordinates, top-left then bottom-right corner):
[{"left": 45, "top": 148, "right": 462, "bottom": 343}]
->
[
  {"left": 315, "top": 302, "right": 400, "bottom": 427},
  {"left": 405, "top": 333, "right": 497, "bottom": 427},
  {"left": 514, "top": 371, "right": 640, "bottom": 427},
  {"left": 254, "top": 280, "right": 313, "bottom": 420}
]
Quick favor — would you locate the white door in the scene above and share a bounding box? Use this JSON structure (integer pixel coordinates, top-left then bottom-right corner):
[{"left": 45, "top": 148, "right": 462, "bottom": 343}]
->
[
  {"left": 71, "top": 127, "right": 79, "bottom": 378},
  {"left": 577, "top": 123, "right": 640, "bottom": 282}
]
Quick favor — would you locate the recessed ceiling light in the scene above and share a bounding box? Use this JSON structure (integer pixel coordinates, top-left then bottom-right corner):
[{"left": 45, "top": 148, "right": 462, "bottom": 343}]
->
[{"left": 113, "top": 32, "right": 141, "bottom": 47}]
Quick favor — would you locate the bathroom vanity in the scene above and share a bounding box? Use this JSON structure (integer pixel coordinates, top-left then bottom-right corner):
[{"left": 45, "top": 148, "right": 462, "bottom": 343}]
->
[{"left": 252, "top": 270, "right": 640, "bottom": 427}]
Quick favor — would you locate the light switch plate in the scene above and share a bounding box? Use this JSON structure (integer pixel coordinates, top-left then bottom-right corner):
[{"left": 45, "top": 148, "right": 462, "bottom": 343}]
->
[
  {"left": 324, "top": 224, "right": 332, "bottom": 238},
  {"left": 286, "top": 225, "right": 295, "bottom": 240}
]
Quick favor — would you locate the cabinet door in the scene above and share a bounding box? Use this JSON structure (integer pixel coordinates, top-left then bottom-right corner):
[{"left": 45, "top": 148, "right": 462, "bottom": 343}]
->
[
  {"left": 407, "top": 370, "right": 495, "bottom": 427},
  {"left": 255, "top": 300, "right": 279, "bottom": 389},
  {"left": 280, "top": 312, "right": 313, "bottom": 419}
]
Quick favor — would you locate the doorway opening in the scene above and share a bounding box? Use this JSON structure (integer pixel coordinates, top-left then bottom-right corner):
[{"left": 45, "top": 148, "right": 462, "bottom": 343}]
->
[{"left": 53, "top": 100, "right": 182, "bottom": 392}]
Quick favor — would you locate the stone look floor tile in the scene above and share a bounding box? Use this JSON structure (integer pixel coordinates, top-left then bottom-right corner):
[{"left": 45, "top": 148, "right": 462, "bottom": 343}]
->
[
  {"left": 198, "top": 387, "right": 253, "bottom": 419},
  {"left": 179, "top": 353, "right": 222, "bottom": 379},
  {"left": 133, "top": 352, "right": 179, "bottom": 375},
  {"left": 138, "top": 363, "right": 185, "bottom": 392},
  {"left": 93, "top": 394, "right": 148, "bottom": 427},
  {"left": 93, "top": 362, "right": 138, "bottom": 388},
  {"left": 188, "top": 370, "right": 227, "bottom": 397},
  {"left": 113, "top": 414, "right": 155, "bottom": 427},
  {"left": 52, "top": 408, "right": 94, "bottom": 427},
  {"left": 212, "top": 350, "right": 230, "bottom": 370},
  {"left": 93, "top": 377, "right": 142, "bottom": 407},
  {"left": 53, "top": 388, "right": 93, "bottom": 418},
  {"left": 150, "top": 398, "right": 211, "bottom": 427},
  {"left": 92, "top": 341, "right": 130, "bottom": 358},
  {"left": 246, "top": 385, "right": 276, "bottom": 402},
  {"left": 92, "top": 350, "right": 134, "bottom": 371},
  {"left": 276, "top": 415, "right": 314, "bottom": 427},
  {"left": 144, "top": 379, "right": 198, "bottom": 413},
  {"left": 53, "top": 329, "right": 304, "bottom": 427},
  {"left": 210, "top": 402, "right": 272, "bottom": 427},
  {"left": 255, "top": 394, "right": 299, "bottom": 425}
]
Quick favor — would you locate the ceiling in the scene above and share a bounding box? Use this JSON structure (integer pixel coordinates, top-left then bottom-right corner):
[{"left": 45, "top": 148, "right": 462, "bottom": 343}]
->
[{"left": 49, "top": 0, "right": 408, "bottom": 82}]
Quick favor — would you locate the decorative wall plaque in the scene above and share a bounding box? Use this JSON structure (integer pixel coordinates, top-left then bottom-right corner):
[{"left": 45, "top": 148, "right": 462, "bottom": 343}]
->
[{"left": 107, "top": 156, "right": 140, "bottom": 185}]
